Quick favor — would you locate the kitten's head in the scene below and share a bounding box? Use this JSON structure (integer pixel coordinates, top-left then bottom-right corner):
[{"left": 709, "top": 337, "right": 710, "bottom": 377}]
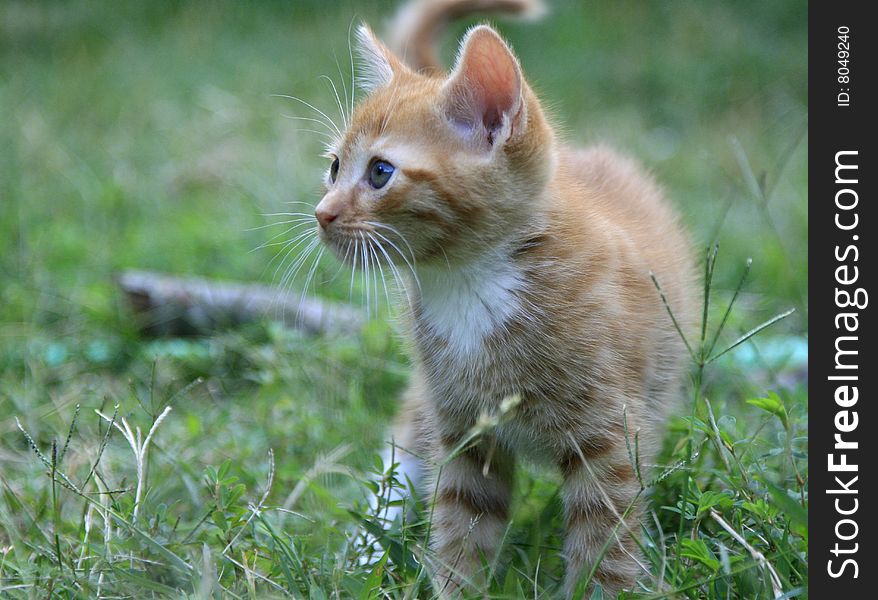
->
[{"left": 315, "top": 24, "right": 554, "bottom": 268}]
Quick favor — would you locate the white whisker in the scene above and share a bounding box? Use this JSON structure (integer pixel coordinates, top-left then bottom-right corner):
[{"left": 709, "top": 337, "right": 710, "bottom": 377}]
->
[
  {"left": 267, "top": 230, "right": 317, "bottom": 277},
  {"left": 320, "top": 74, "right": 348, "bottom": 130},
  {"left": 260, "top": 212, "right": 318, "bottom": 218},
  {"left": 286, "top": 126, "right": 337, "bottom": 143},
  {"left": 371, "top": 241, "right": 380, "bottom": 312},
  {"left": 324, "top": 238, "right": 352, "bottom": 285},
  {"left": 368, "top": 234, "right": 377, "bottom": 316},
  {"left": 361, "top": 231, "right": 373, "bottom": 318},
  {"left": 271, "top": 94, "right": 342, "bottom": 137},
  {"left": 250, "top": 223, "right": 316, "bottom": 253},
  {"left": 276, "top": 237, "right": 319, "bottom": 291},
  {"left": 368, "top": 228, "right": 421, "bottom": 294},
  {"left": 247, "top": 217, "right": 315, "bottom": 232},
  {"left": 278, "top": 245, "right": 319, "bottom": 320},
  {"left": 378, "top": 81, "right": 401, "bottom": 136},
  {"left": 279, "top": 114, "right": 339, "bottom": 136},
  {"left": 367, "top": 234, "right": 390, "bottom": 310},
  {"left": 253, "top": 232, "right": 315, "bottom": 253},
  {"left": 279, "top": 237, "right": 318, "bottom": 284},
  {"left": 296, "top": 245, "right": 326, "bottom": 324},
  {"left": 283, "top": 200, "right": 319, "bottom": 208},
  {"left": 333, "top": 51, "right": 351, "bottom": 127},
  {"left": 268, "top": 235, "right": 319, "bottom": 320},
  {"left": 349, "top": 236, "right": 359, "bottom": 304},
  {"left": 365, "top": 221, "right": 418, "bottom": 268},
  {"left": 439, "top": 245, "right": 452, "bottom": 271},
  {"left": 370, "top": 231, "right": 414, "bottom": 313},
  {"left": 347, "top": 18, "right": 357, "bottom": 118}
]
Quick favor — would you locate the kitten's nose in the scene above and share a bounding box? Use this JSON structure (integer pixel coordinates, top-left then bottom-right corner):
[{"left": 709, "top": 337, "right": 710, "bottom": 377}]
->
[{"left": 315, "top": 204, "right": 338, "bottom": 229}]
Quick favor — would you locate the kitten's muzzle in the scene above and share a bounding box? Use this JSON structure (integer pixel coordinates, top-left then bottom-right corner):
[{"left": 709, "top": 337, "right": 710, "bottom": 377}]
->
[
  {"left": 319, "top": 225, "right": 383, "bottom": 269},
  {"left": 315, "top": 191, "right": 347, "bottom": 230},
  {"left": 315, "top": 204, "right": 338, "bottom": 229}
]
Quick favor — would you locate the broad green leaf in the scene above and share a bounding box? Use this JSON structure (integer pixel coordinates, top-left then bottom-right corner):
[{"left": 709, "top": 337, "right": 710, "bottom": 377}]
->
[
  {"left": 680, "top": 538, "right": 720, "bottom": 571},
  {"left": 765, "top": 480, "right": 807, "bottom": 539},
  {"left": 746, "top": 392, "right": 789, "bottom": 429}
]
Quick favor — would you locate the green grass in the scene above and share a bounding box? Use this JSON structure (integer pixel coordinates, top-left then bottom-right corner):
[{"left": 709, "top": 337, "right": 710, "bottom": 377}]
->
[{"left": 1, "top": 1, "right": 806, "bottom": 598}]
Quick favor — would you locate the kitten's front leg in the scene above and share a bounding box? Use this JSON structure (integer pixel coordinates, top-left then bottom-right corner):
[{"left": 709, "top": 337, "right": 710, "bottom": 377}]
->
[
  {"left": 431, "top": 438, "right": 514, "bottom": 595},
  {"left": 560, "top": 440, "right": 643, "bottom": 599}
]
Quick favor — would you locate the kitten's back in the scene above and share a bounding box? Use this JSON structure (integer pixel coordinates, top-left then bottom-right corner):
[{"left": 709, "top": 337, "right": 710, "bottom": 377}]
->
[
  {"left": 545, "top": 145, "right": 696, "bottom": 372},
  {"left": 556, "top": 145, "right": 696, "bottom": 321}
]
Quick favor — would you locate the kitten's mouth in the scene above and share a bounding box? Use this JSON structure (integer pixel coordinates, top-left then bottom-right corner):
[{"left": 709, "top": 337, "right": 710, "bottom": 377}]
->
[
  {"left": 320, "top": 226, "right": 383, "bottom": 269},
  {"left": 320, "top": 222, "right": 420, "bottom": 274}
]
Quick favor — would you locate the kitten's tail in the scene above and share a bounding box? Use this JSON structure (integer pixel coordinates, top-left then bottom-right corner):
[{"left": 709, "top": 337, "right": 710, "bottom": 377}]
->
[{"left": 388, "top": 0, "right": 546, "bottom": 74}]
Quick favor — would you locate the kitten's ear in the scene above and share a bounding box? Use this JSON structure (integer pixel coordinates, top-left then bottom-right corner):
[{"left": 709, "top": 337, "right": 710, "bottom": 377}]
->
[
  {"left": 355, "top": 24, "right": 408, "bottom": 92},
  {"left": 442, "top": 25, "right": 524, "bottom": 149}
]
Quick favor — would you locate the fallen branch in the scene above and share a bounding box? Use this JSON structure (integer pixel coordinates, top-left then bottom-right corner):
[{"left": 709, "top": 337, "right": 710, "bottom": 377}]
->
[{"left": 116, "top": 270, "right": 362, "bottom": 336}]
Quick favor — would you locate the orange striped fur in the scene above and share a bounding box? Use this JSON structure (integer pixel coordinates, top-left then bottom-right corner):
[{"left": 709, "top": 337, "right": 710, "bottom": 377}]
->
[{"left": 313, "top": 1, "right": 696, "bottom": 596}]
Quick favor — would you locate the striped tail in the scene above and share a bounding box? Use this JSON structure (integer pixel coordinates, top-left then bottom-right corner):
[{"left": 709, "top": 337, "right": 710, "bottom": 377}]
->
[{"left": 387, "top": 0, "right": 547, "bottom": 74}]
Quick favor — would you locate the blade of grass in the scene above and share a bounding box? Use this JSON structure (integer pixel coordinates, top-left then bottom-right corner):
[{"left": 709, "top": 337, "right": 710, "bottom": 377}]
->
[
  {"left": 705, "top": 258, "right": 752, "bottom": 359},
  {"left": 707, "top": 308, "right": 796, "bottom": 364},
  {"left": 649, "top": 272, "right": 696, "bottom": 361}
]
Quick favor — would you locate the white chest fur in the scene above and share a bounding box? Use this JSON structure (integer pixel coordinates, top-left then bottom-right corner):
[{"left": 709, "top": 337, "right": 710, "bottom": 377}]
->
[{"left": 415, "top": 254, "right": 525, "bottom": 357}]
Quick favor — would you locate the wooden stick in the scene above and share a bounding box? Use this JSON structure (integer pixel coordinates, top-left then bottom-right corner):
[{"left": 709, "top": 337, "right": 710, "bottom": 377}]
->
[{"left": 116, "top": 270, "right": 362, "bottom": 336}]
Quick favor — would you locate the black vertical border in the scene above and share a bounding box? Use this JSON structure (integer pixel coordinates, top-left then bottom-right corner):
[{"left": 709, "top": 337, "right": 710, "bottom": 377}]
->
[{"left": 809, "top": 2, "right": 875, "bottom": 596}]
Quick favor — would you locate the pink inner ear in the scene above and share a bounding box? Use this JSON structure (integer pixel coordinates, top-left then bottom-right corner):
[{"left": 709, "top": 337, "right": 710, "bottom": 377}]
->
[
  {"left": 469, "top": 41, "right": 519, "bottom": 130},
  {"left": 448, "top": 28, "right": 521, "bottom": 139}
]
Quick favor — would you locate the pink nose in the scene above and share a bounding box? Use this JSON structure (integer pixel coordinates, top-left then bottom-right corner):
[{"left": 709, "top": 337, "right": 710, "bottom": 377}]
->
[{"left": 315, "top": 206, "right": 338, "bottom": 229}]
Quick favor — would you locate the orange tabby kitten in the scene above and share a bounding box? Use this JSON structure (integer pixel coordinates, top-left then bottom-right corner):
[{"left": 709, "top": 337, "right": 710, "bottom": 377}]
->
[{"left": 312, "top": 0, "right": 696, "bottom": 595}]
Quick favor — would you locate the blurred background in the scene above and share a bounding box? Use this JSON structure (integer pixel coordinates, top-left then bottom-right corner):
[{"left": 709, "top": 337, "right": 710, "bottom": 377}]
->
[{"left": 0, "top": 1, "right": 807, "bottom": 597}]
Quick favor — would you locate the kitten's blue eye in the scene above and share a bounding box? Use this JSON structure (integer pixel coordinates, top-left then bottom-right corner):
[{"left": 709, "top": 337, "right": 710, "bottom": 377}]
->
[
  {"left": 329, "top": 156, "right": 340, "bottom": 183},
  {"left": 368, "top": 159, "right": 394, "bottom": 189}
]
